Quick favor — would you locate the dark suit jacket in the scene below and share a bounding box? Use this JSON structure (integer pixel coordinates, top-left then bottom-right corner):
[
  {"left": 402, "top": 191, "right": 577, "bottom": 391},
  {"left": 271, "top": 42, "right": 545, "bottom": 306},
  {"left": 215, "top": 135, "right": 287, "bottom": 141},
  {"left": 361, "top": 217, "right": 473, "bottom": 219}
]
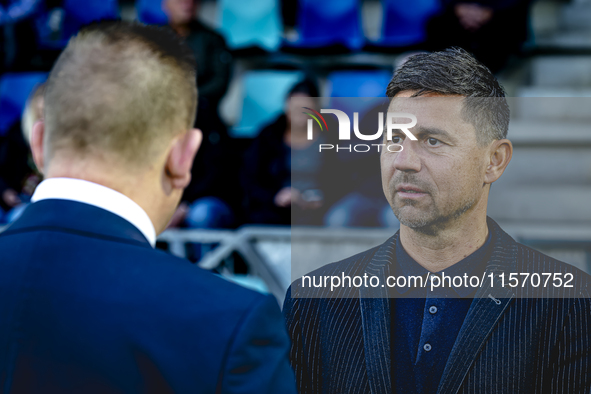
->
[
  {"left": 0, "top": 199, "right": 296, "bottom": 393},
  {"left": 284, "top": 218, "right": 591, "bottom": 393}
]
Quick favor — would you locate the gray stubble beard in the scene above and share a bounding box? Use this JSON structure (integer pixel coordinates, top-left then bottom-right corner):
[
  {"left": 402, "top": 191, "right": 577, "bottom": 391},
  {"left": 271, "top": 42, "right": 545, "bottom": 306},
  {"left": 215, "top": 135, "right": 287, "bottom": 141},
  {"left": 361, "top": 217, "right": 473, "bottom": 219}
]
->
[{"left": 390, "top": 192, "right": 478, "bottom": 236}]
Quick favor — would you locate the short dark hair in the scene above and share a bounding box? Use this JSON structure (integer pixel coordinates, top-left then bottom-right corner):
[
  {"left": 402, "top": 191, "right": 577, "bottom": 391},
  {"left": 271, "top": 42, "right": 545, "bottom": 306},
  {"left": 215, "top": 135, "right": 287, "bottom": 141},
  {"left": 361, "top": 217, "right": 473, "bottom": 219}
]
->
[
  {"left": 45, "top": 20, "right": 197, "bottom": 167},
  {"left": 386, "top": 48, "right": 510, "bottom": 144},
  {"left": 289, "top": 78, "right": 320, "bottom": 98}
]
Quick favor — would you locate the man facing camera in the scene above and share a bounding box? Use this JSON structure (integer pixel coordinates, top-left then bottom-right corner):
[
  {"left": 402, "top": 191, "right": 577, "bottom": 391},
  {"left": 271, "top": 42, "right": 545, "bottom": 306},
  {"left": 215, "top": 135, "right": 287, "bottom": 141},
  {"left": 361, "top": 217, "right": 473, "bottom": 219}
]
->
[
  {"left": 0, "top": 22, "right": 295, "bottom": 394},
  {"left": 284, "top": 48, "right": 591, "bottom": 393}
]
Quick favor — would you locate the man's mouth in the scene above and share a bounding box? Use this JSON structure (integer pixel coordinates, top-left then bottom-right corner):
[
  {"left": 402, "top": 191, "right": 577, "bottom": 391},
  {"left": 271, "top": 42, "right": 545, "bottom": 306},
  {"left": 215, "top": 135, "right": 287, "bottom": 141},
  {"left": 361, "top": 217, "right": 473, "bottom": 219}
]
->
[
  {"left": 395, "top": 184, "right": 428, "bottom": 198},
  {"left": 396, "top": 184, "right": 426, "bottom": 193}
]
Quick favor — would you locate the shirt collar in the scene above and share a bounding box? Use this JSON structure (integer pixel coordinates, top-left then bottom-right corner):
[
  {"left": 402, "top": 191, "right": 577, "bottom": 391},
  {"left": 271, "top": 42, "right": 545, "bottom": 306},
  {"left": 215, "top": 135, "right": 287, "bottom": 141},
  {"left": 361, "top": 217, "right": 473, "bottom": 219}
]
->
[
  {"left": 31, "top": 177, "right": 156, "bottom": 247},
  {"left": 394, "top": 230, "right": 493, "bottom": 297}
]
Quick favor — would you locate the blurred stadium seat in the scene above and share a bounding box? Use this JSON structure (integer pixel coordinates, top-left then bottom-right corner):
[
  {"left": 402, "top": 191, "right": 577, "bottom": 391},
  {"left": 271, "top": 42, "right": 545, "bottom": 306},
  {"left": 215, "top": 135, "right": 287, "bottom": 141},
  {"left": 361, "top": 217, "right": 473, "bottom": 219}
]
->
[
  {"left": 62, "top": 0, "right": 119, "bottom": 39},
  {"left": 231, "top": 70, "right": 303, "bottom": 138},
  {"left": 374, "top": 0, "right": 441, "bottom": 47},
  {"left": 0, "top": 73, "right": 48, "bottom": 136},
  {"left": 326, "top": 69, "right": 392, "bottom": 118},
  {"left": 218, "top": 0, "right": 282, "bottom": 51},
  {"left": 136, "top": 0, "right": 168, "bottom": 25},
  {"left": 287, "top": 0, "right": 364, "bottom": 51},
  {"left": 328, "top": 70, "right": 392, "bottom": 97}
]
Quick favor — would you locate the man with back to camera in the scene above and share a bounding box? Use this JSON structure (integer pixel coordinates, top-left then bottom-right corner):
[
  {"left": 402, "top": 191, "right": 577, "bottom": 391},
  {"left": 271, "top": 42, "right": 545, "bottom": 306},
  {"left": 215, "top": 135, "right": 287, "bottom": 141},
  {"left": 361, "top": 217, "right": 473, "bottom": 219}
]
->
[
  {"left": 283, "top": 48, "right": 591, "bottom": 393},
  {"left": 0, "top": 21, "right": 296, "bottom": 393}
]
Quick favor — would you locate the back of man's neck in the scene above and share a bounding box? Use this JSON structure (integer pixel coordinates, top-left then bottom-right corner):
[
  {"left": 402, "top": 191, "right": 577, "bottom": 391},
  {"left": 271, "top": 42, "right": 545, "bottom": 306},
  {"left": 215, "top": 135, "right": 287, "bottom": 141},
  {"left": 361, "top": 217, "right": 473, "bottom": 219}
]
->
[
  {"left": 45, "top": 163, "right": 162, "bottom": 231},
  {"left": 47, "top": 164, "right": 131, "bottom": 197},
  {"left": 399, "top": 215, "right": 489, "bottom": 272}
]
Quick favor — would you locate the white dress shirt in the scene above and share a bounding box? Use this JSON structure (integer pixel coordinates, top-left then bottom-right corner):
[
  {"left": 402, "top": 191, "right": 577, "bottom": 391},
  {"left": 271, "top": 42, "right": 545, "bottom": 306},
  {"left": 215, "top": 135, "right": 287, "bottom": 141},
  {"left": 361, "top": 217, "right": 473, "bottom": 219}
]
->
[{"left": 31, "top": 177, "right": 156, "bottom": 247}]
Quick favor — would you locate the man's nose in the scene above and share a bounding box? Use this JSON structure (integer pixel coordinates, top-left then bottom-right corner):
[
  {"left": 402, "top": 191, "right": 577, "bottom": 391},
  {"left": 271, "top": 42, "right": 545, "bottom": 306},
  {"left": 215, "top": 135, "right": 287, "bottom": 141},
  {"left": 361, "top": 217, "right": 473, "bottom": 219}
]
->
[{"left": 392, "top": 139, "right": 421, "bottom": 173}]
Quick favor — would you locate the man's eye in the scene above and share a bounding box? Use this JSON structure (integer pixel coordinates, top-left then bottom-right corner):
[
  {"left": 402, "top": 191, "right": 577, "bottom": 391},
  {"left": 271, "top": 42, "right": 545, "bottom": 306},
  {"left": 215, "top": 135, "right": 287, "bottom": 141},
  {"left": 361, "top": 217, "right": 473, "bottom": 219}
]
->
[
  {"left": 427, "top": 137, "right": 440, "bottom": 146},
  {"left": 391, "top": 136, "right": 402, "bottom": 143}
]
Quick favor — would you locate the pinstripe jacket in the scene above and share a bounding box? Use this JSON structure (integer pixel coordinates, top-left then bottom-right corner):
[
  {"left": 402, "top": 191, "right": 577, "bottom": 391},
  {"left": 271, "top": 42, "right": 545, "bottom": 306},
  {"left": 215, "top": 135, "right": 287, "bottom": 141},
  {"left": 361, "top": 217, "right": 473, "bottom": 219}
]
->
[{"left": 283, "top": 218, "right": 591, "bottom": 393}]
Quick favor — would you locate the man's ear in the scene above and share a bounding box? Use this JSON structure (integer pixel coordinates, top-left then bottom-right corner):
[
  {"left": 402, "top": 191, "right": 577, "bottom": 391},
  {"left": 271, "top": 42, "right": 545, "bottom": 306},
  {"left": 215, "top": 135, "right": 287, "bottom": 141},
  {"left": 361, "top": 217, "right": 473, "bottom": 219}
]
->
[
  {"left": 484, "top": 138, "right": 512, "bottom": 185},
  {"left": 31, "top": 120, "right": 45, "bottom": 174},
  {"left": 165, "top": 128, "right": 202, "bottom": 190}
]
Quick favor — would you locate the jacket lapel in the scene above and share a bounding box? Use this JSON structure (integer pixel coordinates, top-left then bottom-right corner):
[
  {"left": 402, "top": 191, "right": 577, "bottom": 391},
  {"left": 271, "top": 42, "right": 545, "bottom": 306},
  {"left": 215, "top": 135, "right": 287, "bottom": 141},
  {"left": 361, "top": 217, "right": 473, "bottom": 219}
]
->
[
  {"left": 359, "top": 233, "right": 397, "bottom": 394},
  {"left": 436, "top": 218, "right": 518, "bottom": 394},
  {"left": 358, "top": 219, "right": 519, "bottom": 394}
]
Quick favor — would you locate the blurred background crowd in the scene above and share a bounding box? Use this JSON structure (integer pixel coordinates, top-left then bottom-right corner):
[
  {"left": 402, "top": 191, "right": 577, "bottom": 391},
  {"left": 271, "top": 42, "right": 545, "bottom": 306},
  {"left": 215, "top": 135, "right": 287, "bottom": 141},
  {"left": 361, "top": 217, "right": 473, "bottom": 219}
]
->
[{"left": 1, "top": 0, "right": 590, "bottom": 236}]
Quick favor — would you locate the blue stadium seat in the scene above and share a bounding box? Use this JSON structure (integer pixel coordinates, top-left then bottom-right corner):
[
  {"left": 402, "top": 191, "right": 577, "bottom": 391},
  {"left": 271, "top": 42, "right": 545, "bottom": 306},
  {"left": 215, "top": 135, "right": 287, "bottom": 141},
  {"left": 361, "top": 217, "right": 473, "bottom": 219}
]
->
[
  {"left": 327, "top": 70, "right": 392, "bottom": 118},
  {"left": 231, "top": 70, "right": 304, "bottom": 138},
  {"left": 218, "top": 0, "right": 282, "bottom": 51},
  {"left": 62, "top": 0, "right": 119, "bottom": 39},
  {"left": 377, "top": 0, "right": 441, "bottom": 47},
  {"left": 137, "top": 0, "right": 168, "bottom": 25},
  {"left": 289, "top": 0, "right": 364, "bottom": 50},
  {"left": 0, "top": 73, "right": 48, "bottom": 136}
]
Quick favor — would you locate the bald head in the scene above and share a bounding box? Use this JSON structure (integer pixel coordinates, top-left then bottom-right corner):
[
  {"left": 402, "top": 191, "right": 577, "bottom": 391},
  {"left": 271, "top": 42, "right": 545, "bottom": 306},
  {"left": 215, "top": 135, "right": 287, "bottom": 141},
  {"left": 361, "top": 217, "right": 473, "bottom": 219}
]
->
[{"left": 44, "top": 21, "right": 197, "bottom": 169}]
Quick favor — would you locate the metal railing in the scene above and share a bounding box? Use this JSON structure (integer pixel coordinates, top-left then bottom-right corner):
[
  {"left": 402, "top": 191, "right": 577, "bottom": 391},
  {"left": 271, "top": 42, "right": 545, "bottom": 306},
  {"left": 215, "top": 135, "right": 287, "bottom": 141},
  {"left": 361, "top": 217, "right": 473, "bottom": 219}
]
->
[{"left": 158, "top": 226, "right": 292, "bottom": 304}]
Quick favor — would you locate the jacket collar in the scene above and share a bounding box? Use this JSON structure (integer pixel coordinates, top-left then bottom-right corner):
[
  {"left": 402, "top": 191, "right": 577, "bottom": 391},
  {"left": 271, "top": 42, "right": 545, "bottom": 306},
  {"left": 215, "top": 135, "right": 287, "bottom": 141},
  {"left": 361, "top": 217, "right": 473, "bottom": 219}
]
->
[
  {"left": 31, "top": 178, "right": 156, "bottom": 247},
  {"left": 359, "top": 217, "right": 517, "bottom": 394},
  {"left": 1, "top": 199, "right": 153, "bottom": 248}
]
